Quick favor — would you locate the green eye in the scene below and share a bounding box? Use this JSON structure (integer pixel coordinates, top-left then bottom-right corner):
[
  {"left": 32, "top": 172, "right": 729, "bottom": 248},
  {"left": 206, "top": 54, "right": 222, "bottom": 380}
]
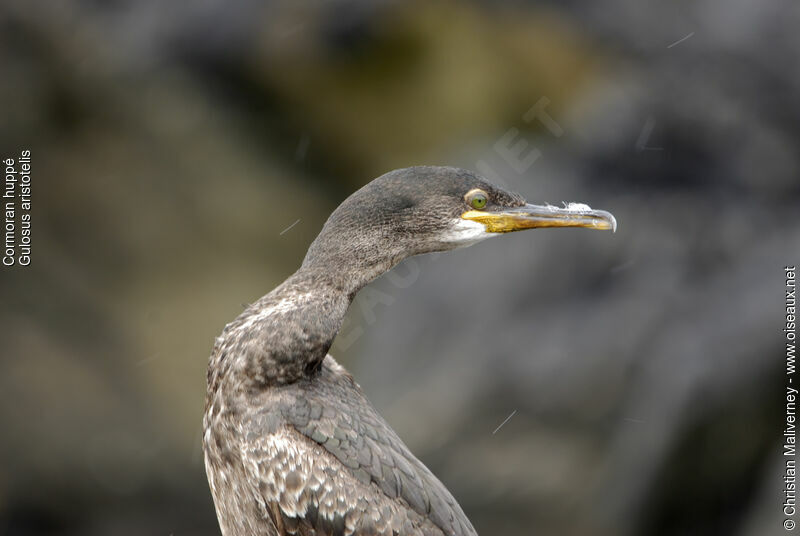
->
[{"left": 468, "top": 191, "right": 488, "bottom": 210}]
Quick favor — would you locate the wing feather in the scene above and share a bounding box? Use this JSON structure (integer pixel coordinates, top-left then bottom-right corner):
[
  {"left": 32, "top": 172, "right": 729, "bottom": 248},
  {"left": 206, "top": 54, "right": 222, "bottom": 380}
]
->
[{"left": 240, "top": 356, "right": 477, "bottom": 536}]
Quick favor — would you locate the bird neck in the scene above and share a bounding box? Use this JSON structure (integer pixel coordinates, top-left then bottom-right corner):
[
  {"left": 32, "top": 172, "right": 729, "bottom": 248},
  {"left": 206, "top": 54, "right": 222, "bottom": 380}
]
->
[
  {"left": 219, "top": 265, "right": 366, "bottom": 391},
  {"left": 301, "top": 223, "right": 409, "bottom": 295}
]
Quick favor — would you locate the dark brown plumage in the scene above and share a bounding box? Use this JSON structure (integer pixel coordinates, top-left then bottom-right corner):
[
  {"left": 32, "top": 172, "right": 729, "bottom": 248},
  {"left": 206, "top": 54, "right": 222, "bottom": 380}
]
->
[{"left": 203, "top": 166, "right": 615, "bottom": 535}]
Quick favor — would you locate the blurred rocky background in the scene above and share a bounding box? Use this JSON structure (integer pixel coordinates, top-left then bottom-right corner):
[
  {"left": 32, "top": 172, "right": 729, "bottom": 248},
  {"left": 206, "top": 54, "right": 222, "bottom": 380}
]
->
[{"left": 0, "top": 0, "right": 797, "bottom": 535}]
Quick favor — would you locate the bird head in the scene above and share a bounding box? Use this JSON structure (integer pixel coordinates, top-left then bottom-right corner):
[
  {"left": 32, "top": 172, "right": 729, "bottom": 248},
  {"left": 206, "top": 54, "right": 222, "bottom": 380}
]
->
[{"left": 303, "top": 166, "right": 616, "bottom": 286}]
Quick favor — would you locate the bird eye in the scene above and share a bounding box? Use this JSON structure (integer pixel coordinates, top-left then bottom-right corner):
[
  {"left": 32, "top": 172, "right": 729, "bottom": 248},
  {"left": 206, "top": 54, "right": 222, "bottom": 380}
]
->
[{"left": 467, "top": 190, "right": 488, "bottom": 210}]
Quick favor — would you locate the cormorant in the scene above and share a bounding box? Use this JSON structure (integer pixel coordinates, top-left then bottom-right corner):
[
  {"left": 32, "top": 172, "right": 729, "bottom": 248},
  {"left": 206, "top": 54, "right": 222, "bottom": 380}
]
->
[{"left": 203, "top": 166, "right": 616, "bottom": 535}]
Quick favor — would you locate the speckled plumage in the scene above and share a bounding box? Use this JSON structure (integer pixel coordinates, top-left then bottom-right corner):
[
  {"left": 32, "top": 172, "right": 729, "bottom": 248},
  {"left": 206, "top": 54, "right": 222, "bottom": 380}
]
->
[{"left": 203, "top": 166, "right": 607, "bottom": 536}]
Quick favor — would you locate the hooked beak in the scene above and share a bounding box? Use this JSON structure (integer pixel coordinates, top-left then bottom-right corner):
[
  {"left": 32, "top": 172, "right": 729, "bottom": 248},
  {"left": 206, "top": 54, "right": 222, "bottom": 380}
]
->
[{"left": 462, "top": 202, "right": 617, "bottom": 233}]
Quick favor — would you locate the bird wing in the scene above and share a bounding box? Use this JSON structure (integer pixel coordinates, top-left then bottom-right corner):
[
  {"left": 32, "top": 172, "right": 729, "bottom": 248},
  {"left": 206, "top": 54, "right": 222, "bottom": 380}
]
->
[{"left": 240, "top": 356, "right": 477, "bottom": 536}]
